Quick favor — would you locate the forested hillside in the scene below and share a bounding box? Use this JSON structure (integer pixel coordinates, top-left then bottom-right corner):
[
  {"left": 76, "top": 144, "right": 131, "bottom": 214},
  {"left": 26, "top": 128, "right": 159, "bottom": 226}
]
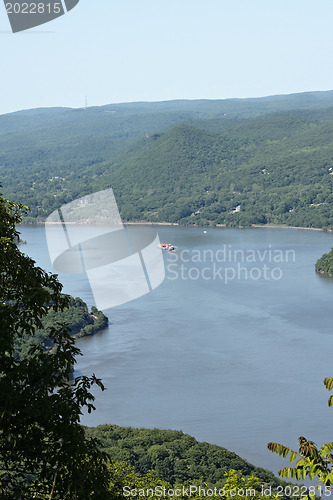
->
[
  {"left": 1, "top": 91, "right": 333, "bottom": 228},
  {"left": 86, "top": 425, "right": 287, "bottom": 489},
  {"left": 104, "top": 111, "right": 333, "bottom": 227}
]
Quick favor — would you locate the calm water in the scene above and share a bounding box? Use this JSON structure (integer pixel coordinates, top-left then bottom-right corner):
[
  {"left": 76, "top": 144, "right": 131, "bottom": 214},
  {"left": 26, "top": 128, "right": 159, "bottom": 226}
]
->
[{"left": 19, "top": 224, "right": 333, "bottom": 477}]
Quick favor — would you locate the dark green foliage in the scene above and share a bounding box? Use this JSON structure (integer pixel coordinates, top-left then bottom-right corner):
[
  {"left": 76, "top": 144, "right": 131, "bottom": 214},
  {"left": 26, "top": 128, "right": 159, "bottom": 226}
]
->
[
  {"left": 86, "top": 425, "right": 287, "bottom": 489},
  {"left": 42, "top": 297, "right": 108, "bottom": 339},
  {"left": 315, "top": 248, "right": 333, "bottom": 276},
  {"left": 0, "top": 194, "right": 110, "bottom": 499},
  {"left": 14, "top": 296, "right": 109, "bottom": 359}
]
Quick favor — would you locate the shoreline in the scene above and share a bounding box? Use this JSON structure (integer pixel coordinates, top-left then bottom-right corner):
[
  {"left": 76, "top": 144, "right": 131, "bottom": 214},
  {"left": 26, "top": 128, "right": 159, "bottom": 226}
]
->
[
  {"left": 251, "top": 224, "right": 328, "bottom": 232},
  {"left": 21, "top": 220, "right": 180, "bottom": 227},
  {"left": 124, "top": 221, "right": 179, "bottom": 226},
  {"left": 19, "top": 220, "right": 331, "bottom": 232}
]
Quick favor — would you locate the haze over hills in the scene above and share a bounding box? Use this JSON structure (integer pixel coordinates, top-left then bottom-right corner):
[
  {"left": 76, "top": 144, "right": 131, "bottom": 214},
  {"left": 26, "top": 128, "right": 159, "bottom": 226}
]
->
[{"left": 1, "top": 90, "right": 333, "bottom": 228}]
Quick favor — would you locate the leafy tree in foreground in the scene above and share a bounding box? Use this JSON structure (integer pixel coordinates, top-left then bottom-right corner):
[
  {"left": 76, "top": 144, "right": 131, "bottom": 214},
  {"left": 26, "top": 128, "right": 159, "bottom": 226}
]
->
[
  {"left": 0, "top": 194, "right": 110, "bottom": 499},
  {"left": 107, "top": 462, "right": 278, "bottom": 500},
  {"left": 267, "top": 378, "right": 333, "bottom": 499}
]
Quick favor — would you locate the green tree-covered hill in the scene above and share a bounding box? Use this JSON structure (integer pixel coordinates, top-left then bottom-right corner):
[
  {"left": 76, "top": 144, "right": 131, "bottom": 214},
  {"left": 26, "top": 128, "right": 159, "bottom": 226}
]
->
[
  {"left": 1, "top": 92, "right": 333, "bottom": 228},
  {"left": 100, "top": 109, "right": 333, "bottom": 227},
  {"left": 86, "top": 424, "right": 287, "bottom": 489}
]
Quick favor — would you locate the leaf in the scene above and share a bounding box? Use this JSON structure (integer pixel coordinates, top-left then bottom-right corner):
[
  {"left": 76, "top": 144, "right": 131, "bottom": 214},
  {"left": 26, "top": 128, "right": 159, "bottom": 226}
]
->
[
  {"left": 279, "top": 467, "right": 292, "bottom": 479},
  {"left": 324, "top": 378, "right": 333, "bottom": 391},
  {"left": 296, "top": 458, "right": 309, "bottom": 467},
  {"left": 267, "top": 442, "right": 293, "bottom": 458},
  {"left": 290, "top": 451, "right": 297, "bottom": 463},
  {"left": 298, "top": 437, "right": 319, "bottom": 458},
  {"left": 326, "top": 472, "right": 333, "bottom": 484},
  {"left": 320, "top": 442, "right": 333, "bottom": 456},
  {"left": 328, "top": 395, "right": 333, "bottom": 407}
]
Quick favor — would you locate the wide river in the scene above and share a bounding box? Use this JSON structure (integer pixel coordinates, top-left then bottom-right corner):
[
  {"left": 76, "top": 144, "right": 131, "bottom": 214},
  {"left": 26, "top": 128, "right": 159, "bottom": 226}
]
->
[{"left": 20, "top": 224, "right": 333, "bottom": 477}]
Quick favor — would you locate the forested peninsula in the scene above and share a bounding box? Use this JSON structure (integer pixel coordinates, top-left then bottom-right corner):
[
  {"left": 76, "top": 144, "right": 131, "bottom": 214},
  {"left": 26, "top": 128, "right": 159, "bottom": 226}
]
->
[
  {"left": 85, "top": 425, "right": 287, "bottom": 489},
  {"left": 15, "top": 295, "right": 108, "bottom": 359},
  {"left": 315, "top": 248, "right": 333, "bottom": 276}
]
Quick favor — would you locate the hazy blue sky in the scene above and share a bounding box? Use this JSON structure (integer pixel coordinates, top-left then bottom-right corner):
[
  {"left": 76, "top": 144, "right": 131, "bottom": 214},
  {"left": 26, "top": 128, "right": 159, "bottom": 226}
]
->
[{"left": 1, "top": 0, "right": 333, "bottom": 115}]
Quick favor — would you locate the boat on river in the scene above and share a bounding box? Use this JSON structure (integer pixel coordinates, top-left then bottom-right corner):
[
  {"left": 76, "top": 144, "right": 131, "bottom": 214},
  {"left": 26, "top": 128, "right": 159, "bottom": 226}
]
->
[{"left": 157, "top": 243, "right": 175, "bottom": 251}]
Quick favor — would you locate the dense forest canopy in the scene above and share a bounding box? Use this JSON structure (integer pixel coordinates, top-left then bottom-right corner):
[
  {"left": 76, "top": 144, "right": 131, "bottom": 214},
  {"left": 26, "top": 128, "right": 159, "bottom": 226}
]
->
[
  {"left": 1, "top": 91, "right": 333, "bottom": 229},
  {"left": 86, "top": 425, "right": 289, "bottom": 489}
]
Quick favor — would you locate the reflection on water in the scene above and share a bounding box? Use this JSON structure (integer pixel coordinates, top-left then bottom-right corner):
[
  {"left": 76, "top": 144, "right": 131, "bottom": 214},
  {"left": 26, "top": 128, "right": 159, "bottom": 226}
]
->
[{"left": 19, "top": 224, "right": 333, "bottom": 476}]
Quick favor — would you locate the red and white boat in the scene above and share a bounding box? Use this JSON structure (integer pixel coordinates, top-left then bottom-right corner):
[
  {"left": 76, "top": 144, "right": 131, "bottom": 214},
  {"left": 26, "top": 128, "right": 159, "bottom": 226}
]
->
[{"left": 157, "top": 243, "right": 175, "bottom": 251}]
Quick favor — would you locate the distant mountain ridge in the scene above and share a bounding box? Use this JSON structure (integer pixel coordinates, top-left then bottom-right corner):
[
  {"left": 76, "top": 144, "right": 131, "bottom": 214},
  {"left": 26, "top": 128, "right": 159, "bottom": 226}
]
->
[
  {"left": 1, "top": 90, "right": 333, "bottom": 228},
  {"left": 4, "top": 88, "right": 333, "bottom": 118}
]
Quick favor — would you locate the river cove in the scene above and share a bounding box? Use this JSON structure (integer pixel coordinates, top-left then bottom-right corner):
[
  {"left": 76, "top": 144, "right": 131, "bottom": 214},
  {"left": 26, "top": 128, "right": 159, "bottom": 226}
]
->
[{"left": 19, "top": 224, "right": 333, "bottom": 477}]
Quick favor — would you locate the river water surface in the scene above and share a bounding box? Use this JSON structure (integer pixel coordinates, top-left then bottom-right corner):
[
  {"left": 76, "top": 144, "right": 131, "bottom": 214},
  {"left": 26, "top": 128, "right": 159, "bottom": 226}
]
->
[{"left": 19, "top": 224, "right": 333, "bottom": 477}]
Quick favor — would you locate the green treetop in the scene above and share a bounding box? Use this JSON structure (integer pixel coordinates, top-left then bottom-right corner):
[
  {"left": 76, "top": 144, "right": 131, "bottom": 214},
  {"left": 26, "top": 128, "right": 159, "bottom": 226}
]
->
[{"left": 0, "top": 193, "right": 111, "bottom": 499}]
